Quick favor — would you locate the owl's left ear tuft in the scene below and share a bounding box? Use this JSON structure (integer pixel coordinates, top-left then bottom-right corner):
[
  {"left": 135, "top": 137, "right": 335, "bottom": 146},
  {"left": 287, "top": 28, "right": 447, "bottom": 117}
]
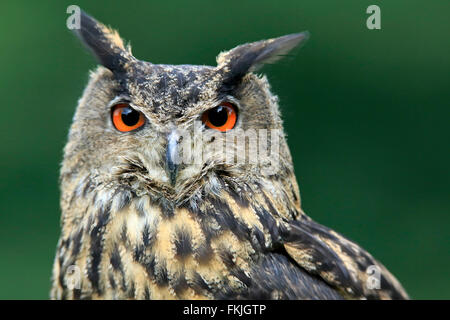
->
[
  {"left": 73, "top": 10, "right": 134, "bottom": 73},
  {"left": 217, "top": 32, "right": 309, "bottom": 83}
]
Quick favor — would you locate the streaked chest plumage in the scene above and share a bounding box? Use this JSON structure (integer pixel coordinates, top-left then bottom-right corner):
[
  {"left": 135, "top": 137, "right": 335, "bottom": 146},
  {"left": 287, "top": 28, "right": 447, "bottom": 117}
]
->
[{"left": 52, "top": 174, "right": 304, "bottom": 300}]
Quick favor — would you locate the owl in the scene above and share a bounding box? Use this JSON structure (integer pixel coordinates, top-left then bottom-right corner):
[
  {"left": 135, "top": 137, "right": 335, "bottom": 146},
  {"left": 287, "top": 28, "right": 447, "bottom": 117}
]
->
[{"left": 51, "top": 10, "right": 409, "bottom": 300}]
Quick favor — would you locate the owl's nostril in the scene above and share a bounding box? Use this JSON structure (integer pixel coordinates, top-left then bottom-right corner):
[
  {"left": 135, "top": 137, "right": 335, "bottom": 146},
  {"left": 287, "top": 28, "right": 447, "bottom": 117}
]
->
[{"left": 166, "top": 130, "right": 180, "bottom": 186}]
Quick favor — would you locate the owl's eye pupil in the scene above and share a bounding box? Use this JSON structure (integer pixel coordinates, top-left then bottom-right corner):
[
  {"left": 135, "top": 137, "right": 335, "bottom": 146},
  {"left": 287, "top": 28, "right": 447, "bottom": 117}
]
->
[
  {"left": 121, "top": 107, "right": 140, "bottom": 126},
  {"left": 208, "top": 106, "right": 228, "bottom": 127}
]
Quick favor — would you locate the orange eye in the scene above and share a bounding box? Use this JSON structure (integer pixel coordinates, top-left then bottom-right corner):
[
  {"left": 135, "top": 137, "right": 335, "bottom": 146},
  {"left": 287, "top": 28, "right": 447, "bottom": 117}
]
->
[
  {"left": 111, "top": 104, "right": 145, "bottom": 132},
  {"left": 201, "top": 102, "right": 237, "bottom": 132}
]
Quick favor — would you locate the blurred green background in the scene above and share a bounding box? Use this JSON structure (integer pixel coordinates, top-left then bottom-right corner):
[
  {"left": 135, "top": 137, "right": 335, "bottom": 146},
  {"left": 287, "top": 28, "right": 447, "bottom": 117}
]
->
[{"left": 0, "top": 0, "right": 448, "bottom": 299}]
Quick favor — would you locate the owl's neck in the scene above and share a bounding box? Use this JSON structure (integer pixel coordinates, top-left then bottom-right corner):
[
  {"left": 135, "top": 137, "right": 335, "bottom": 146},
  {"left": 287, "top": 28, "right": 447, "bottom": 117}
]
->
[{"left": 53, "top": 171, "right": 302, "bottom": 299}]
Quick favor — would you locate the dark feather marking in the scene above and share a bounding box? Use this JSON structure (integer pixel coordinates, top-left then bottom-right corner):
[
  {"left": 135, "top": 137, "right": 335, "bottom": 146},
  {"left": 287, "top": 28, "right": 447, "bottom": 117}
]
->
[
  {"left": 185, "top": 70, "right": 197, "bottom": 82},
  {"left": 187, "top": 86, "right": 200, "bottom": 103},
  {"left": 88, "top": 203, "right": 111, "bottom": 294},
  {"left": 261, "top": 191, "right": 281, "bottom": 218},
  {"left": 218, "top": 247, "right": 235, "bottom": 269},
  {"left": 174, "top": 227, "right": 193, "bottom": 259},
  {"left": 120, "top": 273, "right": 127, "bottom": 292},
  {"left": 152, "top": 98, "right": 161, "bottom": 110},
  {"left": 108, "top": 273, "right": 116, "bottom": 289},
  {"left": 172, "top": 271, "right": 188, "bottom": 295},
  {"left": 291, "top": 186, "right": 298, "bottom": 202},
  {"left": 180, "top": 199, "right": 199, "bottom": 215},
  {"left": 144, "top": 286, "right": 150, "bottom": 300},
  {"left": 115, "top": 188, "right": 133, "bottom": 211},
  {"left": 71, "top": 228, "right": 83, "bottom": 258},
  {"left": 127, "top": 281, "right": 136, "bottom": 298},
  {"left": 170, "top": 87, "right": 179, "bottom": 106},
  {"left": 60, "top": 238, "right": 69, "bottom": 250},
  {"left": 176, "top": 71, "right": 186, "bottom": 88},
  {"left": 133, "top": 244, "right": 144, "bottom": 262},
  {"left": 194, "top": 242, "right": 214, "bottom": 264},
  {"left": 110, "top": 245, "right": 123, "bottom": 271},
  {"left": 73, "top": 289, "right": 81, "bottom": 300},
  {"left": 155, "top": 260, "right": 169, "bottom": 286},
  {"left": 253, "top": 206, "right": 279, "bottom": 242},
  {"left": 160, "top": 200, "right": 174, "bottom": 219},
  {"left": 86, "top": 212, "right": 94, "bottom": 229},
  {"left": 58, "top": 255, "right": 66, "bottom": 290},
  {"left": 142, "top": 223, "right": 155, "bottom": 248},
  {"left": 229, "top": 268, "right": 251, "bottom": 287},
  {"left": 157, "top": 73, "right": 169, "bottom": 92},
  {"left": 120, "top": 224, "right": 128, "bottom": 243},
  {"left": 219, "top": 56, "right": 257, "bottom": 94},
  {"left": 142, "top": 253, "right": 156, "bottom": 279},
  {"left": 207, "top": 196, "right": 250, "bottom": 241},
  {"left": 380, "top": 275, "right": 405, "bottom": 300},
  {"left": 81, "top": 179, "right": 92, "bottom": 198},
  {"left": 227, "top": 187, "right": 249, "bottom": 208},
  {"left": 91, "top": 191, "right": 98, "bottom": 205},
  {"left": 215, "top": 283, "right": 242, "bottom": 300},
  {"left": 191, "top": 272, "right": 211, "bottom": 294},
  {"left": 251, "top": 227, "right": 266, "bottom": 252}
]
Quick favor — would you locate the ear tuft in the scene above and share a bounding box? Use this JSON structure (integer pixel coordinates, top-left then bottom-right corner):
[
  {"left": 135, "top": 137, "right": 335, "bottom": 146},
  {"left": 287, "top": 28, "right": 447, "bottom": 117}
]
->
[
  {"left": 73, "top": 10, "right": 134, "bottom": 73},
  {"left": 217, "top": 32, "right": 309, "bottom": 84}
]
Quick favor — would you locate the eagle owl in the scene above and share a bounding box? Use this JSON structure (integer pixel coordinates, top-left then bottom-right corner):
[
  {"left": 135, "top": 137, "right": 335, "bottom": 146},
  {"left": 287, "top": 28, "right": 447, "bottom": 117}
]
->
[{"left": 51, "top": 10, "right": 409, "bottom": 300}]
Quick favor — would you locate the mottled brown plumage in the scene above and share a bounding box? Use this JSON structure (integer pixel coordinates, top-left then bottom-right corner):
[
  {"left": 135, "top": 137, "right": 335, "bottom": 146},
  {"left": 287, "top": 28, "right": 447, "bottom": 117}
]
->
[{"left": 51, "top": 10, "right": 409, "bottom": 300}]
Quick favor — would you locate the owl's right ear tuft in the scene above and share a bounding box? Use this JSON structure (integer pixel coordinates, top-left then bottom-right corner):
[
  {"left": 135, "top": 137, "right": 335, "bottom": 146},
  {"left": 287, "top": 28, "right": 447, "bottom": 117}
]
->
[
  {"left": 73, "top": 10, "right": 134, "bottom": 73},
  {"left": 217, "top": 32, "right": 309, "bottom": 90}
]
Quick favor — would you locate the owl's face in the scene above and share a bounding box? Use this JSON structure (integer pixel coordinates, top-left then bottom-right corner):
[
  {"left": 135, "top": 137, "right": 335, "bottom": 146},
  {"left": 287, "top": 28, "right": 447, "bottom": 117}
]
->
[{"left": 63, "top": 12, "right": 308, "bottom": 205}]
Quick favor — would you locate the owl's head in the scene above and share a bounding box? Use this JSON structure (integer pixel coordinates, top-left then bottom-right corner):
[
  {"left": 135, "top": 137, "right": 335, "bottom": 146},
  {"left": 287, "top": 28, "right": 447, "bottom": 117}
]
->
[{"left": 63, "top": 11, "right": 308, "bottom": 207}]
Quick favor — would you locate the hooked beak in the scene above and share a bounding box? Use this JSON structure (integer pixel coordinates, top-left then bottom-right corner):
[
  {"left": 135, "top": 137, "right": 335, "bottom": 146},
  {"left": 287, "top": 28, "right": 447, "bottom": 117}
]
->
[{"left": 166, "top": 130, "right": 180, "bottom": 186}]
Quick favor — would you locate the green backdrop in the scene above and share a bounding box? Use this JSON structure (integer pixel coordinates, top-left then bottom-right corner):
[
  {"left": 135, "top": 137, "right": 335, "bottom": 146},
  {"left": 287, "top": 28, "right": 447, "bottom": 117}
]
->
[{"left": 0, "top": 0, "right": 448, "bottom": 299}]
